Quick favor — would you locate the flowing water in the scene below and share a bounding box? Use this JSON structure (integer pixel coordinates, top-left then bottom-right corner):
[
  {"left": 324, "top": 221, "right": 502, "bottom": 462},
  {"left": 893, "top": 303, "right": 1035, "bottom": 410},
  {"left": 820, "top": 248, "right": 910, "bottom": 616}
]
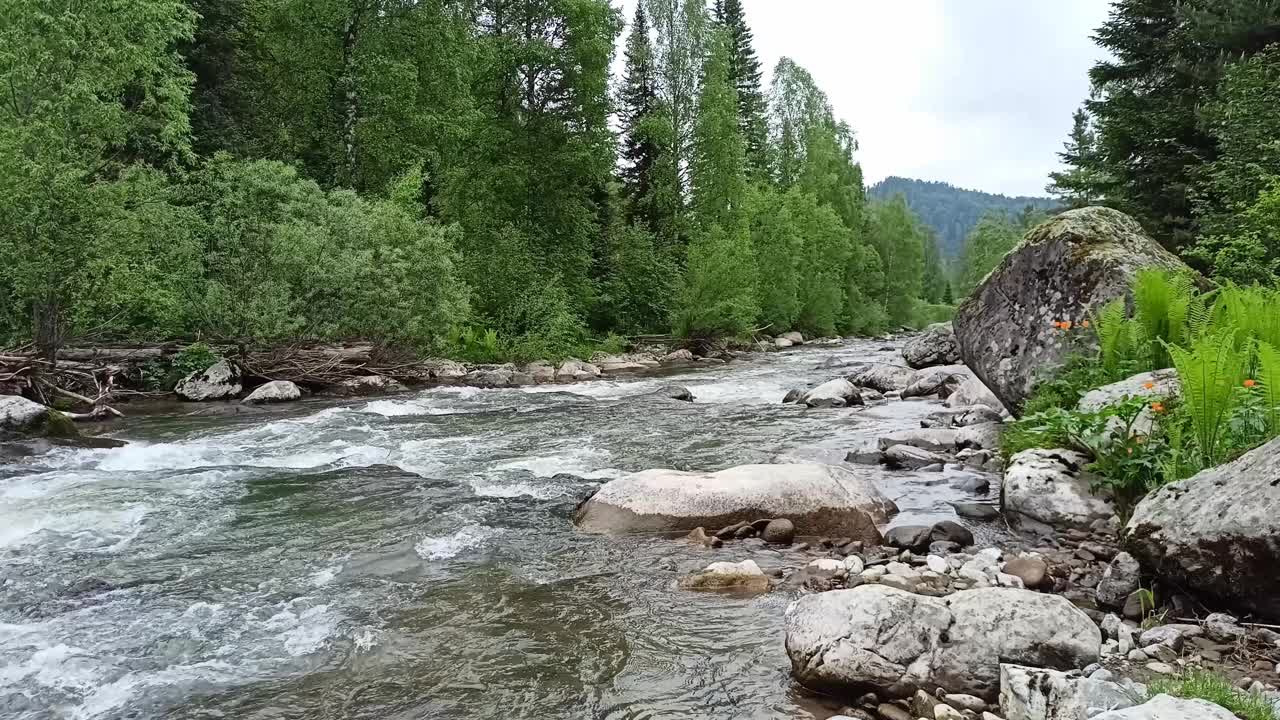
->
[{"left": 0, "top": 340, "right": 999, "bottom": 720}]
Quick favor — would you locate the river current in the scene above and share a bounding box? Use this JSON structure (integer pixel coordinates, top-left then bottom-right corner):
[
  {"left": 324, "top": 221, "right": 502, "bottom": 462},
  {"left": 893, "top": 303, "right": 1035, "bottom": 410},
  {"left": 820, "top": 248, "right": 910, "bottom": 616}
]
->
[{"left": 0, "top": 340, "right": 996, "bottom": 720}]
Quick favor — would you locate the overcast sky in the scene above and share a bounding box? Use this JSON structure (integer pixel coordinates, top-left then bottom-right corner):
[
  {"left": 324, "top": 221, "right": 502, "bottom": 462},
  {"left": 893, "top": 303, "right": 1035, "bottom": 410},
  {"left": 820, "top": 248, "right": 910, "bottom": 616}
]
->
[{"left": 616, "top": 0, "right": 1113, "bottom": 198}]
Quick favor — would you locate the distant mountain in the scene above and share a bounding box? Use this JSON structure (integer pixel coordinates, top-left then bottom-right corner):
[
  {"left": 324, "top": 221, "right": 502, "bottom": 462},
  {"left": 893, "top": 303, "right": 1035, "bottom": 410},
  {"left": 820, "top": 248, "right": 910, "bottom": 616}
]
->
[{"left": 868, "top": 177, "right": 1059, "bottom": 259}]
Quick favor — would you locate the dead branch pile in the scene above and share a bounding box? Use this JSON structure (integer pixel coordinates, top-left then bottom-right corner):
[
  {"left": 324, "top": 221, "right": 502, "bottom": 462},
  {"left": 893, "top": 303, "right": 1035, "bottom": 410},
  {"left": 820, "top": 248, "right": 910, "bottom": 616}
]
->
[{"left": 237, "top": 343, "right": 435, "bottom": 387}]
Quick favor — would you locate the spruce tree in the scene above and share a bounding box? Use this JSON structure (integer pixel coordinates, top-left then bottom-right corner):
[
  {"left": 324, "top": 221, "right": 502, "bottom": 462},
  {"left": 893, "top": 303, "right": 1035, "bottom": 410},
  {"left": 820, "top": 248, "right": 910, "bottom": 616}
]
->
[
  {"left": 619, "top": 3, "right": 662, "bottom": 230},
  {"left": 713, "top": 0, "right": 768, "bottom": 177},
  {"left": 1047, "top": 107, "right": 1106, "bottom": 208}
]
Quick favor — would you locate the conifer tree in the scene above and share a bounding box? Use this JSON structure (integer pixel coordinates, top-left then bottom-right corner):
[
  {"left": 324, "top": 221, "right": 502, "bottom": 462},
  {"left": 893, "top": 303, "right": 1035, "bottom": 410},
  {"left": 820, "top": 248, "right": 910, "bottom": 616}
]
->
[
  {"left": 713, "top": 0, "right": 768, "bottom": 177},
  {"left": 619, "top": 3, "right": 662, "bottom": 230},
  {"left": 1046, "top": 107, "right": 1106, "bottom": 208}
]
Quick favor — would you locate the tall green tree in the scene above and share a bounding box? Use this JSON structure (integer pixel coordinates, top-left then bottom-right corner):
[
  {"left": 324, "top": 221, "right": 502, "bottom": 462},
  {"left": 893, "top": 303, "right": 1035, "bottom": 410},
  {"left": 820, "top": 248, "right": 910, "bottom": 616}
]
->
[
  {"left": 713, "top": 0, "right": 768, "bottom": 177},
  {"left": 675, "top": 30, "right": 756, "bottom": 338},
  {"left": 768, "top": 58, "right": 833, "bottom": 189},
  {"left": 0, "top": 0, "right": 197, "bottom": 355},
  {"left": 618, "top": 3, "right": 663, "bottom": 230},
  {"left": 1046, "top": 107, "right": 1107, "bottom": 208},
  {"left": 958, "top": 212, "right": 1023, "bottom": 298},
  {"left": 921, "top": 230, "right": 947, "bottom": 304},
  {"left": 867, "top": 196, "right": 926, "bottom": 326}
]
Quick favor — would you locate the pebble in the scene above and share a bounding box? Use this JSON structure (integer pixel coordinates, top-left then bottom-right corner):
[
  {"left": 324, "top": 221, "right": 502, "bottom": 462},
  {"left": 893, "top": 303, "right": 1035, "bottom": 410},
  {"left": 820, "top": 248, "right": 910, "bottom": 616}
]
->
[
  {"left": 1146, "top": 662, "right": 1177, "bottom": 675},
  {"left": 876, "top": 703, "right": 912, "bottom": 720},
  {"left": 843, "top": 555, "right": 865, "bottom": 575},
  {"left": 926, "top": 555, "right": 949, "bottom": 574},
  {"left": 1127, "top": 648, "right": 1149, "bottom": 662},
  {"left": 942, "top": 693, "right": 987, "bottom": 713}
]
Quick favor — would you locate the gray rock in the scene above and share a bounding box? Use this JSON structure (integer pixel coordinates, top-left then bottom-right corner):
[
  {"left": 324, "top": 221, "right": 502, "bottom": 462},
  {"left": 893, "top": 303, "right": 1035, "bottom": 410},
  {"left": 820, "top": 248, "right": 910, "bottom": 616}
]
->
[
  {"left": 0, "top": 395, "right": 53, "bottom": 435},
  {"left": 339, "top": 375, "right": 408, "bottom": 394},
  {"left": 655, "top": 385, "right": 695, "bottom": 402},
  {"left": 953, "top": 207, "right": 1192, "bottom": 415},
  {"left": 678, "top": 560, "right": 770, "bottom": 592},
  {"left": 780, "top": 331, "right": 805, "bottom": 345},
  {"left": 925, "top": 406, "right": 1005, "bottom": 429},
  {"left": 465, "top": 364, "right": 516, "bottom": 388},
  {"left": 884, "top": 445, "right": 950, "bottom": 470},
  {"left": 930, "top": 521, "right": 974, "bottom": 547},
  {"left": 1138, "top": 624, "right": 1199, "bottom": 650},
  {"left": 999, "top": 664, "right": 1138, "bottom": 720},
  {"left": 1003, "top": 449, "right": 1114, "bottom": 529},
  {"left": 1126, "top": 435, "right": 1280, "bottom": 619},
  {"left": 903, "top": 322, "right": 961, "bottom": 369},
  {"left": 775, "top": 337, "right": 795, "bottom": 349},
  {"left": 785, "top": 586, "right": 1100, "bottom": 701},
  {"left": 885, "top": 525, "right": 933, "bottom": 552},
  {"left": 575, "top": 464, "right": 897, "bottom": 544},
  {"left": 946, "top": 377, "right": 1008, "bottom": 414},
  {"left": 1091, "top": 695, "right": 1237, "bottom": 719},
  {"left": 242, "top": 380, "right": 302, "bottom": 405},
  {"left": 902, "top": 365, "right": 972, "bottom": 400},
  {"left": 878, "top": 428, "right": 959, "bottom": 453},
  {"left": 1078, "top": 369, "right": 1180, "bottom": 435},
  {"left": 802, "top": 378, "right": 864, "bottom": 408},
  {"left": 661, "top": 349, "right": 695, "bottom": 363},
  {"left": 555, "top": 359, "right": 600, "bottom": 383},
  {"left": 1096, "top": 552, "right": 1141, "bottom": 609},
  {"left": 782, "top": 387, "right": 807, "bottom": 404},
  {"left": 175, "top": 359, "right": 242, "bottom": 401},
  {"left": 851, "top": 363, "right": 918, "bottom": 393},
  {"left": 429, "top": 360, "right": 468, "bottom": 383},
  {"left": 762, "top": 518, "right": 797, "bottom": 545},
  {"left": 1002, "top": 557, "right": 1048, "bottom": 589},
  {"left": 1204, "top": 613, "right": 1245, "bottom": 644},
  {"left": 956, "top": 423, "right": 1002, "bottom": 452},
  {"left": 951, "top": 502, "right": 1000, "bottom": 520},
  {"left": 526, "top": 362, "right": 557, "bottom": 384}
]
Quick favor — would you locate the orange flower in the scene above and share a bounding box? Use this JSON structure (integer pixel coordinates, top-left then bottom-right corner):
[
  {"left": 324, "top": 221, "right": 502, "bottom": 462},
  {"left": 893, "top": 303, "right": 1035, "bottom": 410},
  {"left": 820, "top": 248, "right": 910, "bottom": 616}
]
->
[
  {"left": 1151, "top": 402, "right": 1166, "bottom": 413},
  {"left": 1143, "top": 382, "right": 1156, "bottom": 391},
  {"left": 1245, "top": 379, "right": 1258, "bottom": 388},
  {"left": 1061, "top": 321, "right": 1073, "bottom": 330},
  {"left": 1082, "top": 320, "right": 1091, "bottom": 329}
]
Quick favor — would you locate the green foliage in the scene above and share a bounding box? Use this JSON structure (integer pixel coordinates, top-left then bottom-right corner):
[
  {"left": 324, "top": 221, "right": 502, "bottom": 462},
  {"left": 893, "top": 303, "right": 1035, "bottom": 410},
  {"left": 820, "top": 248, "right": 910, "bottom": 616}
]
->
[
  {"left": 141, "top": 342, "right": 221, "bottom": 391},
  {"left": 867, "top": 196, "right": 926, "bottom": 327},
  {"left": 747, "top": 186, "right": 802, "bottom": 331},
  {"left": 673, "top": 223, "right": 758, "bottom": 339},
  {"left": 1256, "top": 342, "right": 1280, "bottom": 435},
  {"left": 1046, "top": 107, "right": 1108, "bottom": 208},
  {"left": 1167, "top": 330, "right": 1251, "bottom": 470},
  {"left": 1132, "top": 269, "right": 1198, "bottom": 369},
  {"left": 1149, "top": 671, "right": 1277, "bottom": 720},
  {"left": 957, "top": 212, "right": 1024, "bottom": 298}
]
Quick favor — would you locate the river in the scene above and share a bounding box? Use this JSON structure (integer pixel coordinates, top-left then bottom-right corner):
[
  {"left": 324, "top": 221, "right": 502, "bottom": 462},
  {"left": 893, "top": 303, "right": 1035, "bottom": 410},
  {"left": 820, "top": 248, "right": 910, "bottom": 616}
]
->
[{"left": 0, "top": 340, "right": 997, "bottom": 720}]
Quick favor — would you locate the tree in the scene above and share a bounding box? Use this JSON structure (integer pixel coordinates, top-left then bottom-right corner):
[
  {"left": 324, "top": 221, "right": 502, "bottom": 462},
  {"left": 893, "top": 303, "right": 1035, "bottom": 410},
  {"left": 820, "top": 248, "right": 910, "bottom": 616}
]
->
[
  {"left": 867, "top": 196, "right": 926, "bottom": 327},
  {"left": 748, "top": 186, "right": 801, "bottom": 331},
  {"left": 769, "top": 58, "right": 833, "bottom": 188},
  {"left": 1046, "top": 107, "right": 1108, "bottom": 208},
  {"left": 618, "top": 3, "right": 663, "bottom": 230},
  {"left": 921, "top": 230, "right": 947, "bottom": 304},
  {"left": 0, "top": 0, "right": 197, "bottom": 356},
  {"left": 958, "top": 212, "right": 1023, "bottom": 298},
  {"left": 713, "top": 0, "right": 767, "bottom": 177}
]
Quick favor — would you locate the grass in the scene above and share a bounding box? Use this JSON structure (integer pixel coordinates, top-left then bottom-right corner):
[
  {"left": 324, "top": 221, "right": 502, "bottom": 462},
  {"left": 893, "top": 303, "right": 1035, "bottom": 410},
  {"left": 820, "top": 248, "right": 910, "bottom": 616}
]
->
[{"left": 1148, "top": 670, "right": 1277, "bottom": 720}]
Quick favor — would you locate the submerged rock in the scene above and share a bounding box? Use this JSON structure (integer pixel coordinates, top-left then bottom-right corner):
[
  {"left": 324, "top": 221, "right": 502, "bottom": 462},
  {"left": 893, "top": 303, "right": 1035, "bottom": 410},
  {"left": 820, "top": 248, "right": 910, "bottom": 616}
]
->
[
  {"left": 883, "top": 445, "right": 949, "bottom": 470},
  {"left": 1126, "top": 435, "right": 1280, "bottom": 619},
  {"left": 923, "top": 405, "right": 1004, "bottom": 429},
  {"left": 679, "top": 560, "right": 770, "bottom": 592},
  {"left": 1003, "top": 449, "right": 1114, "bottom": 530},
  {"left": 340, "top": 375, "right": 408, "bottom": 394},
  {"left": 878, "top": 428, "right": 958, "bottom": 453},
  {"left": 654, "top": 385, "right": 695, "bottom": 402},
  {"left": 574, "top": 464, "right": 897, "bottom": 543},
  {"left": 175, "top": 359, "right": 242, "bottom": 401},
  {"left": 784, "top": 585, "right": 1100, "bottom": 701},
  {"left": 902, "top": 322, "right": 961, "bottom": 369},
  {"left": 953, "top": 207, "right": 1192, "bottom": 415},
  {"left": 242, "top": 380, "right": 302, "bottom": 405}
]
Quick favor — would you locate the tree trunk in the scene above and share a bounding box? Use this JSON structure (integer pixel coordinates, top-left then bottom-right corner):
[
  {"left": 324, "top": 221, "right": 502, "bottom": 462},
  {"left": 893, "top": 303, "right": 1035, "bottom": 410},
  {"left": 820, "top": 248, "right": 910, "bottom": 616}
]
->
[
  {"left": 338, "top": 3, "right": 366, "bottom": 186},
  {"left": 32, "top": 296, "right": 63, "bottom": 364}
]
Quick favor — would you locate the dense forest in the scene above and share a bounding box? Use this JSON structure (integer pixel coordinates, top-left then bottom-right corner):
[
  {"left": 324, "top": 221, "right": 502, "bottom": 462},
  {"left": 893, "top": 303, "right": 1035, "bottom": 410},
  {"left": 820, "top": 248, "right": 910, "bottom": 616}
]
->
[
  {"left": 0, "top": 0, "right": 947, "bottom": 362},
  {"left": 1047, "top": 0, "right": 1280, "bottom": 285},
  {"left": 868, "top": 177, "right": 1057, "bottom": 260}
]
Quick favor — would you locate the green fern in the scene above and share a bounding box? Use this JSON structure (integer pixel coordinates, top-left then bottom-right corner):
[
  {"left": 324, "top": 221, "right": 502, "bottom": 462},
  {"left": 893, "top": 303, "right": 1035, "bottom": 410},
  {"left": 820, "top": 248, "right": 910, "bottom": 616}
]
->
[
  {"left": 1133, "top": 269, "right": 1197, "bottom": 368},
  {"left": 1256, "top": 341, "right": 1280, "bottom": 436},
  {"left": 1094, "top": 298, "right": 1133, "bottom": 378},
  {"left": 1167, "top": 330, "right": 1250, "bottom": 469}
]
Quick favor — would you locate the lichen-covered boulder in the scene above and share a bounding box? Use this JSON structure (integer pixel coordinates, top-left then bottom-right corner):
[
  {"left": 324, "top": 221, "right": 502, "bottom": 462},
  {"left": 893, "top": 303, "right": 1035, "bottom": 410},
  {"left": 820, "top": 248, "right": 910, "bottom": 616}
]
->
[
  {"left": 902, "top": 323, "right": 961, "bottom": 369},
  {"left": 175, "top": 359, "right": 242, "bottom": 401},
  {"left": 0, "top": 395, "right": 78, "bottom": 439},
  {"left": 1003, "top": 449, "right": 1114, "bottom": 529},
  {"left": 574, "top": 464, "right": 897, "bottom": 543},
  {"left": 1126, "top": 435, "right": 1280, "bottom": 620},
  {"left": 784, "top": 586, "right": 1099, "bottom": 701},
  {"left": 953, "top": 207, "right": 1191, "bottom": 415}
]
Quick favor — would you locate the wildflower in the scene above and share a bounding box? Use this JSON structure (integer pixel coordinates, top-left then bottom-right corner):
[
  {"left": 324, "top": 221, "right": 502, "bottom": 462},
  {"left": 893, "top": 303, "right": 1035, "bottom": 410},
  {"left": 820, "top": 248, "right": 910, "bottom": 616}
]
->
[
  {"left": 1151, "top": 401, "right": 1166, "bottom": 413},
  {"left": 1082, "top": 320, "right": 1091, "bottom": 329},
  {"left": 1245, "top": 379, "right": 1258, "bottom": 389},
  {"left": 1061, "top": 321, "right": 1073, "bottom": 330},
  {"left": 1142, "top": 382, "right": 1156, "bottom": 391}
]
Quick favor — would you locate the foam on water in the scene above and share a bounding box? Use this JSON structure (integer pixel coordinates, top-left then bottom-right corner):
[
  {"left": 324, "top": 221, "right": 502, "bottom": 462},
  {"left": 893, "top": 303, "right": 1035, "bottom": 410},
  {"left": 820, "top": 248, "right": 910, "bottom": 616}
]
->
[{"left": 414, "top": 524, "right": 503, "bottom": 561}]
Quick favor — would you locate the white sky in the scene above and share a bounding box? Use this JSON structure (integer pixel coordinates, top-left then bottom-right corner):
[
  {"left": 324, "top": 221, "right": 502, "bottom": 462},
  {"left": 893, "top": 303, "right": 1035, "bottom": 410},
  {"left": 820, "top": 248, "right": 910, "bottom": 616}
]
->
[{"left": 615, "top": 0, "right": 1112, "bottom": 198}]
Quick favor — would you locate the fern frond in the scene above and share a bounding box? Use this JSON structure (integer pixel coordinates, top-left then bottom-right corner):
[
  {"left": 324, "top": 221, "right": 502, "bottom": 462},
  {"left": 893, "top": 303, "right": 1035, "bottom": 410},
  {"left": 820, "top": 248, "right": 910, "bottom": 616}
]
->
[
  {"left": 1167, "top": 329, "right": 1250, "bottom": 468},
  {"left": 1257, "top": 341, "right": 1280, "bottom": 436}
]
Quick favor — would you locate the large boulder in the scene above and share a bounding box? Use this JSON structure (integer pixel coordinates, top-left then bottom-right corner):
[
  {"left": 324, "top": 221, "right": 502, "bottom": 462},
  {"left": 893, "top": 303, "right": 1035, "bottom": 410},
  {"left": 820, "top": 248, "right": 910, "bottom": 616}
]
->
[
  {"left": 784, "top": 586, "right": 1099, "bottom": 702},
  {"left": 1003, "top": 449, "right": 1114, "bottom": 530},
  {"left": 555, "top": 359, "right": 601, "bottom": 383},
  {"left": 175, "top": 359, "right": 242, "bottom": 401},
  {"left": 801, "top": 379, "right": 864, "bottom": 408},
  {"left": 901, "top": 365, "right": 971, "bottom": 400},
  {"left": 953, "top": 207, "right": 1191, "bottom": 415},
  {"left": 575, "top": 464, "right": 897, "bottom": 543},
  {"left": 851, "top": 364, "right": 917, "bottom": 393},
  {"left": 1125, "top": 435, "right": 1280, "bottom": 619},
  {"left": 242, "top": 380, "right": 302, "bottom": 405},
  {"left": 1091, "top": 695, "right": 1236, "bottom": 720},
  {"left": 999, "top": 665, "right": 1138, "bottom": 720},
  {"left": 0, "top": 395, "right": 77, "bottom": 439},
  {"left": 902, "top": 323, "right": 961, "bottom": 369},
  {"left": 465, "top": 364, "right": 516, "bottom": 388},
  {"left": 945, "top": 377, "right": 1007, "bottom": 415}
]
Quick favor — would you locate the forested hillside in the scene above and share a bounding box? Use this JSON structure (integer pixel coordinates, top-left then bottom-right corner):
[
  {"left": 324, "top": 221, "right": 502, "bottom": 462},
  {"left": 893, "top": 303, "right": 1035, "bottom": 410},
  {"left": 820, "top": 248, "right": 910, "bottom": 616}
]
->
[
  {"left": 0, "top": 0, "right": 943, "bottom": 362},
  {"left": 868, "top": 177, "right": 1057, "bottom": 259}
]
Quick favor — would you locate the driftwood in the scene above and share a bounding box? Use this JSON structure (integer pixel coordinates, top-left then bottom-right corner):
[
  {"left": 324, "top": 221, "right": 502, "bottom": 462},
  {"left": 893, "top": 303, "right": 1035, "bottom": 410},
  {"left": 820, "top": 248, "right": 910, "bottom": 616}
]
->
[{"left": 0, "top": 352, "right": 125, "bottom": 419}]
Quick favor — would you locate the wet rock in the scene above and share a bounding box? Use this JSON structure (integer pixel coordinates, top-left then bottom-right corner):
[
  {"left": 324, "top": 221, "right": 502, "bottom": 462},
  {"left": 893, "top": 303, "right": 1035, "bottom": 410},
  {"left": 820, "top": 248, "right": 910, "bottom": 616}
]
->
[
  {"left": 0, "top": 395, "right": 59, "bottom": 437},
  {"left": 902, "top": 365, "right": 971, "bottom": 400},
  {"left": 242, "top": 380, "right": 302, "bottom": 405},
  {"left": 555, "top": 359, "right": 601, "bottom": 383},
  {"left": 784, "top": 585, "right": 1100, "bottom": 701},
  {"left": 661, "top": 349, "right": 695, "bottom": 363},
  {"left": 951, "top": 502, "right": 1000, "bottom": 521},
  {"left": 876, "top": 703, "right": 913, "bottom": 720},
  {"left": 924, "top": 406, "right": 1005, "bottom": 429},
  {"left": 850, "top": 364, "right": 918, "bottom": 393},
  {"left": 947, "top": 470, "right": 991, "bottom": 494},
  {"left": 930, "top": 521, "right": 974, "bottom": 548},
  {"left": 782, "top": 387, "right": 807, "bottom": 404},
  {"left": 684, "top": 527, "right": 722, "bottom": 548},
  {"left": 762, "top": 519, "right": 796, "bottom": 545},
  {"left": 1095, "top": 552, "right": 1141, "bottom": 610},
  {"left": 956, "top": 423, "right": 1002, "bottom": 452},
  {"left": 1003, "top": 449, "right": 1114, "bottom": 530},
  {"left": 998, "top": 664, "right": 1138, "bottom": 720},
  {"left": 883, "top": 445, "right": 949, "bottom": 470},
  {"left": 1001, "top": 557, "right": 1048, "bottom": 589},
  {"left": 575, "top": 463, "right": 897, "bottom": 543},
  {"left": 1125, "top": 435, "right": 1280, "bottom": 619},
  {"left": 903, "top": 322, "right": 961, "bottom": 369},
  {"left": 953, "top": 206, "right": 1193, "bottom": 415},
  {"left": 655, "top": 385, "right": 695, "bottom": 402},
  {"left": 339, "top": 375, "right": 408, "bottom": 394},
  {"left": 885, "top": 525, "right": 933, "bottom": 553},
  {"left": 715, "top": 522, "right": 747, "bottom": 540},
  {"left": 942, "top": 693, "right": 986, "bottom": 714},
  {"left": 878, "top": 428, "right": 959, "bottom": 453},
  {"left": 734, "top": 525, "right": 757, "bottom": 539},
  {"left": 930, "top": 540, "right": 963, "bottom": 556},
  {"left": 946, "top": 377, "right": 1008, "bottom": 415},
  {"left": 679, "top": 560, "right": 770, "bottom": 592},
  {"left": 175, "top": 359, "right": 242, "bottom": 401},
  {"left": 802, "top": 378, "right": 864, "bottom": 408}
]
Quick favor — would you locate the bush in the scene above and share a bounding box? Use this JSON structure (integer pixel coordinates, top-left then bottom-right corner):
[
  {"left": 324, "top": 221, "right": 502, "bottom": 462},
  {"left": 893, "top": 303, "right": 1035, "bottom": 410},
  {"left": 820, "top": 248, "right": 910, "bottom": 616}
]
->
[{"left": 673, "top": 222, "right": 759, "bottom": 340}]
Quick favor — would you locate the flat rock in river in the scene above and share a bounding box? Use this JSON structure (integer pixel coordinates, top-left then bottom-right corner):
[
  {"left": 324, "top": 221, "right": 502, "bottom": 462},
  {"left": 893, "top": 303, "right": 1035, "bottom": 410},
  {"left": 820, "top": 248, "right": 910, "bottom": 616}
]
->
[
  {"left": 575, "top": 464, "right": 897, "bottom": 543},
  {"left": 850, "top": 364, "right": 917, "bottom": 393},
  {"left": 953, "top": 207, "right": 1192, "bottom": 415},
  {"left": 1091, "top": 694, "right": 1236, "bottom": 719}
]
